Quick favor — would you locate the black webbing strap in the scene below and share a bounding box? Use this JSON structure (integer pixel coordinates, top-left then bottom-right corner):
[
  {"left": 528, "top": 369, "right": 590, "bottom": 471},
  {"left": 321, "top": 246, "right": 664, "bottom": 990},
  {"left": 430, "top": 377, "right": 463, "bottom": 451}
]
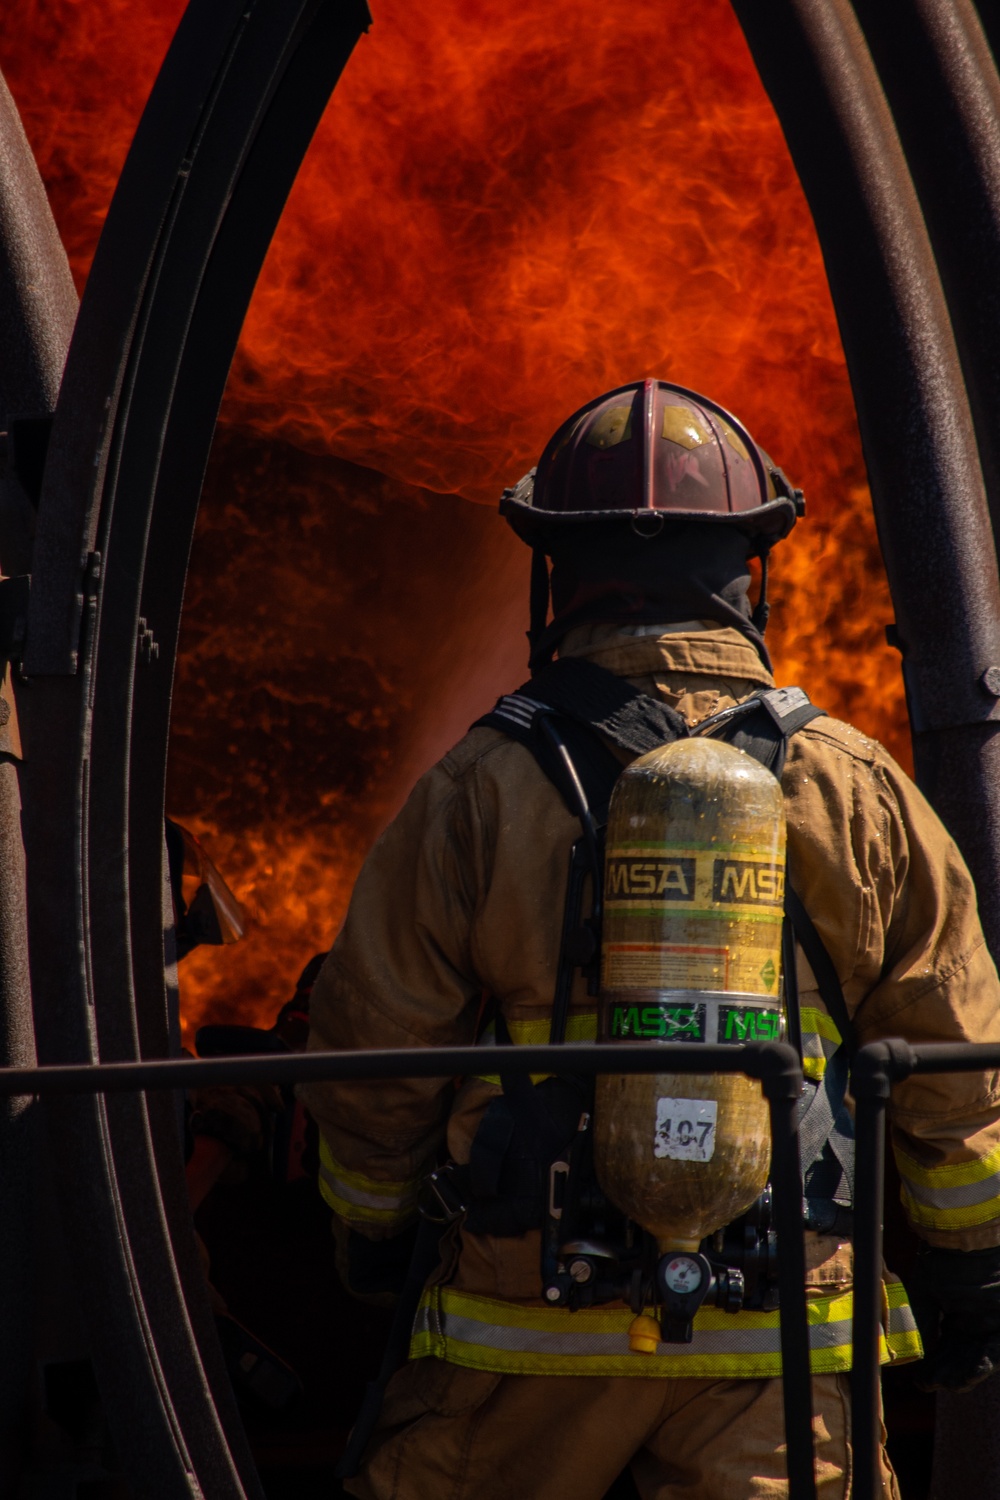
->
[
  {"left": 797, "top": 1051, "right": 855, "bottom": 1215},
  {"left": 781, "top": 912, "right": 803, "bottom": 1061},
  {"left": 697, "top": 686, "right": 827, "bottom": 779},
  {"left": 784, "top": 886, "right": 854, "bottom": 1051},
  {"left": 474, "top": 656, "right": 689, "bottom": 757},
  {"left": 475, "top": 701, "right": 624, "bottom": 827},
  {"left": 704, "top": 690, "right": 856, "bottom": 1215},
  {"left": 474, "top": 658, "right": 681, "bottom": 823},
  {"left": 784, "top": 885, "right": 856, "bottom": 1216}
]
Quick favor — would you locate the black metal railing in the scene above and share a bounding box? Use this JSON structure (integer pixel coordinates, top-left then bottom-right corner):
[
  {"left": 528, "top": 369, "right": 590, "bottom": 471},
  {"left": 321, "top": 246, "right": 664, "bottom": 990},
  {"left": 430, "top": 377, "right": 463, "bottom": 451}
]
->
[
  {"left": 850, "top": 1039, "right": 1000, "bottom": 1500},
  {"left": 5, "top": 1036, "right": 999, "bottom": 1500}
]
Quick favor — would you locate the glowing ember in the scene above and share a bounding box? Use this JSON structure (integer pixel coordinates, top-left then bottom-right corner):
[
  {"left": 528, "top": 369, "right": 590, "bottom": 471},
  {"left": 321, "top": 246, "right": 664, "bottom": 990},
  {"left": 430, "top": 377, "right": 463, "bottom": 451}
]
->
[{"left": 3, "top": 0, "right": 907, "bottom": 1045}]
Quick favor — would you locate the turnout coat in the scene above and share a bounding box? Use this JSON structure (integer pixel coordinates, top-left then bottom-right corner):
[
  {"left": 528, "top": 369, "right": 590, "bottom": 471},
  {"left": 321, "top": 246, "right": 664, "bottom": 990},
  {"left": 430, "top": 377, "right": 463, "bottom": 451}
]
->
[{"left": 301, "top": 624, "right": 1000, "bottom": 1379}]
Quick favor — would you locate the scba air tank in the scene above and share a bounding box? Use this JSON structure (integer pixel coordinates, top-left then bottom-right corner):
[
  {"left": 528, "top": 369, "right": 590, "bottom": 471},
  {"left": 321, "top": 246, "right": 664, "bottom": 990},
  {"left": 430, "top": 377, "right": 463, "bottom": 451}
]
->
[{"left": 593, "top": 736, "right": 786, "bottom": 1255}]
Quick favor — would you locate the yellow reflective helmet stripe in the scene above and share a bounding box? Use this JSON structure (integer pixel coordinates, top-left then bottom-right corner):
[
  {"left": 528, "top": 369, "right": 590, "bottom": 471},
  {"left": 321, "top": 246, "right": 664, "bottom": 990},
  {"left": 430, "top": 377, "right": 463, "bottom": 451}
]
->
[
  {"left": 410, "top": 1283, "right": 921, "bottom": 1378},
  {"left": 317, "top": 1135, "right": 419, "bottom": 1228},
  {"left": 895, "top": 1139, "right": 1000, "bottom": 1231},
  {"left": 799, "top": 1006, "right": 842, "bottom": 1083}
]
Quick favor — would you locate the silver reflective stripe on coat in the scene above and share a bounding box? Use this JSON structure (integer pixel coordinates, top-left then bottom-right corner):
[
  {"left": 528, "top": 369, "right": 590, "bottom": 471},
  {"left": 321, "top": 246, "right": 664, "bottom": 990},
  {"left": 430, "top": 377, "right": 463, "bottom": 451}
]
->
[{"left": 412, "top": 1303, "right": 853, "bottom": 1359}]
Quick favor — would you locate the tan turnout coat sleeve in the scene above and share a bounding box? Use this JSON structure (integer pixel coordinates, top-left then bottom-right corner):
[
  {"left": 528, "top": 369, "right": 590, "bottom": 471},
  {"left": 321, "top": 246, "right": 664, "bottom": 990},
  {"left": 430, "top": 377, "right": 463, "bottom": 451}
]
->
[{"left": 301, "top": 626, "right": 1000, "bottom": 1262}]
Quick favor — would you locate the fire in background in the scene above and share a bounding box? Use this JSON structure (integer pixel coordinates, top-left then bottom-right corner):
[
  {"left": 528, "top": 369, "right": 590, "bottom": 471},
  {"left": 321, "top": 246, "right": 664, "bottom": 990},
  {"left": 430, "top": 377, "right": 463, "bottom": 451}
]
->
[{"left": 4, "top": 0, "right": 904, "bottom": 1042}]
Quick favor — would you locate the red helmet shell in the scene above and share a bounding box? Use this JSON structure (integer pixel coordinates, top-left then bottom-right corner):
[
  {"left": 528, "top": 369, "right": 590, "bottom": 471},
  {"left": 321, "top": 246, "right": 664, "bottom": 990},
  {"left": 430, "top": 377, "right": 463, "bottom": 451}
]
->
[{"left": 502, "top": 380, "right": 800, "bottom": 544}]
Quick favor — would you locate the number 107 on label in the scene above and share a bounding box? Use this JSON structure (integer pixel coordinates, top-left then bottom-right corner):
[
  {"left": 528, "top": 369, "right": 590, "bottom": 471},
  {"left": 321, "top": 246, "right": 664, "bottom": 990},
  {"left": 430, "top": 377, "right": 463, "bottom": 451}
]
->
[{"left": 654, "top": 1097, "right": 718, "bottom": 1162}]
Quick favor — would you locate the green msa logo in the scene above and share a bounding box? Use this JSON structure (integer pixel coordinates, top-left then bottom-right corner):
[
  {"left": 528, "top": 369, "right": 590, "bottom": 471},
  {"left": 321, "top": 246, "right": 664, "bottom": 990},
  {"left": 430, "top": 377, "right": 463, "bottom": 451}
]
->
[
  {"left": 718, "top": 1005, "right": 782, "bottom": 1043},
  {"left": 609, "top": 1002, "right": 705, "bottom": 1042}
]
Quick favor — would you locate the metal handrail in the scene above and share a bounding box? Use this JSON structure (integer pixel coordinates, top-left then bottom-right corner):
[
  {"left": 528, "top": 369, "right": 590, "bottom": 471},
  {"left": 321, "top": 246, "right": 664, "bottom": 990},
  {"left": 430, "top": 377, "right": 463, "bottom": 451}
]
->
[
  {"left": 15, "top": 1033, "right": 1000, "bottom": 1495},
  {"left": 0, "top": 1040, "right": 817, "bottom": 1498},
  {"left": 851, "top": 1038, "right": 1000, "bottom": 1500}
]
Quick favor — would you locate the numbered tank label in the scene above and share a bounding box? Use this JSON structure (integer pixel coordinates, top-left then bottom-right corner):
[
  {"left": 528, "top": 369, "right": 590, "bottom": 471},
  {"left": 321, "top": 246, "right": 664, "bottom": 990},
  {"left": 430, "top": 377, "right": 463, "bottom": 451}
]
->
[{"left": 654, "top": 1097, "right": 718, "bottom": 1161}]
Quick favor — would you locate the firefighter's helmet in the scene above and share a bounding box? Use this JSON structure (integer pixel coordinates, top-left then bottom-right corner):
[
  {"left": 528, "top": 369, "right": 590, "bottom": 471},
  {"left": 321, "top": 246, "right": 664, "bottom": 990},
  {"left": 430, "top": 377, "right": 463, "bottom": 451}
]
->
[{"left": 501, "top": 379, "right": 803, "bottom": 547}]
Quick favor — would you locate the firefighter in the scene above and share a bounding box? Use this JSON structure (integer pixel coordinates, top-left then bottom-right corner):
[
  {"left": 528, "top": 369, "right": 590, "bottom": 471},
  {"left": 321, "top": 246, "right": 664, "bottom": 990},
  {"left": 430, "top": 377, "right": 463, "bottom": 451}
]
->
[
  {"left": 163, "top": 818, "right": 278, "bottom": 1200},
  {"left": 166, "top": 820, "right": 304, "bottom": 1408},
  {"left": 301, "top": 381, "right": 1000, "bottom": 1498}
]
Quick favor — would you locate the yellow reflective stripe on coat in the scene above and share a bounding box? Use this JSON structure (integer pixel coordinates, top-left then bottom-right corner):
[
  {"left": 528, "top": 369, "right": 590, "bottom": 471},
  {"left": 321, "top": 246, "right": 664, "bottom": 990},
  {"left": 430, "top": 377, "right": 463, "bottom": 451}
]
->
[
  {"left": 883, "top": 1279, "right": 922, "bottom": 1362},
  {"left": 317, "top": 1136, "right": 419, "bottom": 1228},
  {"left": 896, "top": 1139, "right": 1000, "bottom": 1231},
  {"left": 410, "top": 1281, "right": 921, "bottom": 1378},
  {"left": 479, "top": 1011, "right": 598, "bottom": 1086},
  {"left": 800, "top": 1006, "right": 842, "bottom": 1083}
]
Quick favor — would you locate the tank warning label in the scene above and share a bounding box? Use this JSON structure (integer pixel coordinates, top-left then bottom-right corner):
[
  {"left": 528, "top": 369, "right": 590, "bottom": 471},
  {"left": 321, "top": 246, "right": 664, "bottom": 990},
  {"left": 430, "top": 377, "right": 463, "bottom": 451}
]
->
[
  {"left": 654, "top": 1097, "right": 718, "bottom": 1162},
  {"left": 711, "top": 858, "right": 784, "bottom": 907},
  {"left": 610, "top": 1001, "right": 706, "bottom": 1042},
  {"left": 604, "top": 942, "right": 728, "bottom": 990},
  {"left": 605, "top": 857, "right": 696, "bottom": 901}
]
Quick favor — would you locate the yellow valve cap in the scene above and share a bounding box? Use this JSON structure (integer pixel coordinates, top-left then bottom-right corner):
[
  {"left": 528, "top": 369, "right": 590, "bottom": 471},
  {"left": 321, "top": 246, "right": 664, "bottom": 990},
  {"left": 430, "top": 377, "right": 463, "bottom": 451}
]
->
[{"left": 627, "top": 1314, "right": 662, "bottom": 1355}]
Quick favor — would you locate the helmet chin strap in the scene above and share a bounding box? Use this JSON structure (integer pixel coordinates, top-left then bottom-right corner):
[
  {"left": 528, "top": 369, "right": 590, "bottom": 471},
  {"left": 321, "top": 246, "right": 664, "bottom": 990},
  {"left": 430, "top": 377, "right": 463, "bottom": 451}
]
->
[
  {"left": 751, "top": 546, "right": 771, "bottom": 634},
  {"left": 529, "top": 546, "right": 551, "bottom": 666}
]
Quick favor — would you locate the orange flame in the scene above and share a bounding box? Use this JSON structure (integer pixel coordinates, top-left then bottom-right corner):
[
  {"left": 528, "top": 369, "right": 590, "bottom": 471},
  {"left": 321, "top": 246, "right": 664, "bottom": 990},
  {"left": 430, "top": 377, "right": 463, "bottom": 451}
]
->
[{"left": 3, "top": 1, "right": 906, "bottom": 1044}]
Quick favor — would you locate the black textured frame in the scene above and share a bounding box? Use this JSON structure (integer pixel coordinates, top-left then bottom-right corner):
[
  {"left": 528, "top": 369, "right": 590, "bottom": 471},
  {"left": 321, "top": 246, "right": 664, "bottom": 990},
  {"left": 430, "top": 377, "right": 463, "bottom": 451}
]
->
[
  {"left": 849, "top": 1039, "right": 1000, "bottom": 1500},
  {"left": 730, "top": 0, "right": 1000, "bottom": 953},
  {"left": 19, "top": 2, "right": 369, "bottom": 1495}
]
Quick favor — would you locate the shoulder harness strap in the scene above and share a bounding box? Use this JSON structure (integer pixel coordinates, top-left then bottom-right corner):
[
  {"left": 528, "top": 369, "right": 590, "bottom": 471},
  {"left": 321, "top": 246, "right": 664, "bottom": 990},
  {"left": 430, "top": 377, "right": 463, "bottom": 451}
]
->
[
  {"left": 474, "top": 657, "right": 689, "bottom": 823},
  {"left": 695, "top": 685, "right": 826, "bottom": 779},
  {"left": 478, "top": 656, "right": 690, "bottom": 756}
]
